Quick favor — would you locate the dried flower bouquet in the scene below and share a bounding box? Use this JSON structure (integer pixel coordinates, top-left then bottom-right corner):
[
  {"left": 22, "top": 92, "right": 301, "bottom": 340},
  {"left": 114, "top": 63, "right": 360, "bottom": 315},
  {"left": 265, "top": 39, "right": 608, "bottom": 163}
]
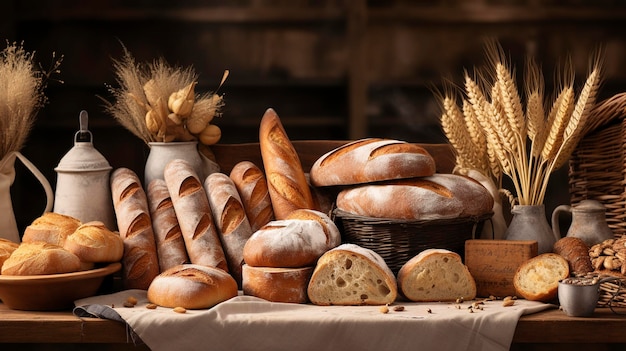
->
[{"left": 440, "top": 42, "right": 602, "bottom": 206}]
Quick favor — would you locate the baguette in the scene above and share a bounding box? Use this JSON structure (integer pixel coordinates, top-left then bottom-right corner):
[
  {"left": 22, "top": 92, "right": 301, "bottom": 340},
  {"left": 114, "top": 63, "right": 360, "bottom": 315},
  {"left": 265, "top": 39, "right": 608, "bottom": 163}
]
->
[
  {"left": 259, "top": 108, "right": 315, "bottom": 219},
  {"left": 111, "top": 167, "right": 160, "bottom": 289},
  {"left": 146, "top": 178, "right": 190, "bottom": 272},
  {"left": 229, "top": 161, "right": 275, "bottom": 232},
  {"left": 164, "top": 159, "right": 228, "bottom": 272},
  {"left": 204, "top": 172, "right": 254, "bottom": 286}
]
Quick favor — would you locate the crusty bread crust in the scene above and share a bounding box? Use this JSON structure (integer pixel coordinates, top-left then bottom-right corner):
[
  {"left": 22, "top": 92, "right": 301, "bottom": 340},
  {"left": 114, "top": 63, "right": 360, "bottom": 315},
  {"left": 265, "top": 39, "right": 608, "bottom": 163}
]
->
[
  {"left": 1, "top": 241, "right": 82, "bottom": 275},
  {"left": 242, "top": 264, "right": 313, "bottom": 303},
  {"left": 229, "top": 161, "right": 275, "bottom": 233},
  {"left": 63, "top": 221, "right": 124, "bottom": 263}
]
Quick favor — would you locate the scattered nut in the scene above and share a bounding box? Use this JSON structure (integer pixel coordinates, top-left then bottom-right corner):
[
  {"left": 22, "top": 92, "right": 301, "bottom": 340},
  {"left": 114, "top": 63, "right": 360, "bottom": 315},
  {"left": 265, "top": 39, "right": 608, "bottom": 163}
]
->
[
  {"left": 426, "top": 308, "right": 432, "bottom": 314},
  {"left": 126, "top": 296, "right": 138, "bottom": 306},
  {"left": 173, "top": 306, "right": 187, "bottom": 314},
  {"left": 123, "top": 301, "right": 135, "bottom": 308},
  {"left": 392, "top": 305, "right": 405, "bottom": 312},
  {"left": 146, "top": 303, "right": 158, "bottom": 309},
  {"left": 379, "top": 305, "right": 389, "bottom": 314}
]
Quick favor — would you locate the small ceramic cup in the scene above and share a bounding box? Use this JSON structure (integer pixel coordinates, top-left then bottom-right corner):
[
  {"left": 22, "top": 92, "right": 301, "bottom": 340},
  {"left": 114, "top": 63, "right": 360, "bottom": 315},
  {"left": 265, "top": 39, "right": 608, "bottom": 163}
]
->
[{"left": 558, "top": 276, "right": 621, "bottom": 317}]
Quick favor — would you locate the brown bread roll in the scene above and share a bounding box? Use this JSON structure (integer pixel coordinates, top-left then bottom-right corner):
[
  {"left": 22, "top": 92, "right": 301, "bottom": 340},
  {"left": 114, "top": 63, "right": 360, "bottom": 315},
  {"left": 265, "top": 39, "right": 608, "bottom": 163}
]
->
[
  {"left": 397, "top": 249, "right": 476, "bottom": 302},
  {"left": 310, "top": 138, "right": 436, "bottom": 186},
  {"left": 243, "top": 219, "right": 329, "bottom": 268},
  {"left": 0, "top": 238, "right": 19, "bottom": 270},
  {"left": 164, "top": 159, "right": 228, "bottom": 272},
  {"left": 307, "top": 243, "right": 397, "bottom": 306},
  {"left": 553, "top": 237, "right": 593, "bottom": 275},
  {"left": 229, "top": 160, "right": 275, "bottom": 232},
  {"left": 1, "top": 241, "right": 82, "bottom": 275},
  {"left": 111, "top": 167, "right": 160, "bottom": 290},
  {"left": 63, "top": 221, "right": 124, "bottom": 263},
  {"left": 259, "top": 108, "right": 315, "bottom": 219},
  {"left": 146, "top": 178, "right": 189, "bottom": 272},
  {"left": 22, "top": 212, "right": 82, "bottom": 247},
  {"left": 336, "top": 173, "right": 494, "bottom": 220},
  {"left": 147, "top": 264, "right": 238, "bottom": 309},
  {"left": 204, "top": 172, "right": 254, "bottom": 286},
  {"left": 513, "top": 253, "right": 570, "bottom": 302},
  {"left": 242, "top": 264, "right": 313, "bottom": 303}
]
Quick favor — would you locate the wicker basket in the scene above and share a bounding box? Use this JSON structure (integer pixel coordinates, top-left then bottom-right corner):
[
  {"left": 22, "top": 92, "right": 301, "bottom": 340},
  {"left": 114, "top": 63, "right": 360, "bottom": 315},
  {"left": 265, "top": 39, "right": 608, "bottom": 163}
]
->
[{"left": 333, "top": 208, "right": 492, "bottom": 274}]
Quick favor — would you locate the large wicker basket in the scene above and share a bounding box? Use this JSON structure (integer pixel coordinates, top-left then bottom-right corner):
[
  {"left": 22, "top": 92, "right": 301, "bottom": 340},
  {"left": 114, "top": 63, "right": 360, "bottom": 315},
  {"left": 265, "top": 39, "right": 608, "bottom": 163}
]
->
[
  {"left": 333, "top": 208, "right": 492, "bottom": 274},
  {"left": 569, "top": 92, "right": 626, "bottom": 307}
]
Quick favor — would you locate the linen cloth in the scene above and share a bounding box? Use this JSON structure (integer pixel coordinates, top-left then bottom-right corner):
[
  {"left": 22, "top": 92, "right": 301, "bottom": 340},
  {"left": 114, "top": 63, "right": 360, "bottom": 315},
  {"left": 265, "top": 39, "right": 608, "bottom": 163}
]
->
[{"left": 74, "top": 289, "right": 553, "bottom": 351}]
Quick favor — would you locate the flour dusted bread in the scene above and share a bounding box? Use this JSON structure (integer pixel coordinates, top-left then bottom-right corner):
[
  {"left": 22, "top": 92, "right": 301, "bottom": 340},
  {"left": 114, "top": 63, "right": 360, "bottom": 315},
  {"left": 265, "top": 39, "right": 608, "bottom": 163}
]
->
[
  {"left": 242, "top": 264, "right": 313, "bottom": 303},
  {"left": 63, "top": 221, "right": 124, "bottom": 263},
  {"left": 310, "top": 138, "right": 436, "bottom": 186},
  {"left": 22, "top": 212, "right": 82, "bottom": 247},
  {"left": 229, "top": 160, "right": 275, "bottom": 232},
  {"left": 259, "top": 108, "right": 315, "bottom": 219},
  {"left": 285, "top": 209, "right": 341, "bottom": 249},
  {"left": 397, "top": 249, "right": 476, "bottom": 302},
  {"left": 513, "top": 253, "right": 570, "bottom": 302},
  {"left": 0, "top": 238, "right": 19, "bottom": 270},
  {"left": 147, "top": 264, "right": 238, "bottom": 309},
  {"left": 243, "top": 219, "right": 329, "bottom": 268},
  {"left": 1, "top": 242, "right": 82, "bottom": 275},
  {"left": 307, "top": 243, "right": 397, "bottom": 306},
  {"left": 336, "top": 173, "right": 494, "bottom": 220}
]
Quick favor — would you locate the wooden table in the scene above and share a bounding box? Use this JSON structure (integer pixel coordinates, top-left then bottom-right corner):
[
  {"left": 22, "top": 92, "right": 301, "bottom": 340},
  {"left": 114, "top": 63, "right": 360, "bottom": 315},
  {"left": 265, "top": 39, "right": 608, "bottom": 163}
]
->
[{"left": 1, "top": 303, "right": 625, "bottom": 350}]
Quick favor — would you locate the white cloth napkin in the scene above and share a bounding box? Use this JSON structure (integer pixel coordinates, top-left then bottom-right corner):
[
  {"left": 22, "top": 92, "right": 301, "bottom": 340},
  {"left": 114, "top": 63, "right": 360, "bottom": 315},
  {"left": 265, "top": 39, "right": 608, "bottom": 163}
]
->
[{"left": 75, "top": 290, "right": 553, "bottom": 351}]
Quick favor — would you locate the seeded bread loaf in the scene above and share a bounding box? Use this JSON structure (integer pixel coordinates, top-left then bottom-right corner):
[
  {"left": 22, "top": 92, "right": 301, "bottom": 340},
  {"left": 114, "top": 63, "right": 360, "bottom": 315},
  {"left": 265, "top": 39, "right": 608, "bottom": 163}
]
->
[
  {"left": 309, "top": 138, "right": 436, "bottom": 186},
  {"left": 307, "top": 243, "right": 397, "bottom": 306},
  {"left": 513, "top": 253, "right": 570, "bottom": 302},
  {"left": 397, "top": 249, "right": 476, "bottom": 302}
]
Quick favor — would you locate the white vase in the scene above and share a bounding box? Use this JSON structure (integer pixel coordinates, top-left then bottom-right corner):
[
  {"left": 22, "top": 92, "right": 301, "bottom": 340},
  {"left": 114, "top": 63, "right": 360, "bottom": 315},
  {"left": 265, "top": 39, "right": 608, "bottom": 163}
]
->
[
  {"left": 144, "top": 141, "right": 219, "bottom": 188},
  {"left": 0, "top": 151, "right": 54, "bottom": 242}
]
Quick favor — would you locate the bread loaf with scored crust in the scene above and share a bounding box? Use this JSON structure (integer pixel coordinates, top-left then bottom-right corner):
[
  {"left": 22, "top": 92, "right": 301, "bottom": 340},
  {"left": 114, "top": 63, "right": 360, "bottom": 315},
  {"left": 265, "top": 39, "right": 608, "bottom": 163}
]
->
[
  {"left": 63, "top": 221, "right": 124, "bottom": 263},
  {"left": 146, "top": 178, "right": 189, "bottom": 272},
  {"left": 229, "top": 160, "right": 274, "bottom": 232},
  {"left": 1, "top": 241, "right": 82, "bottom": 275},
  {"left": 22, "top": 212, "right": 82, "bottom": 247},
  {"left": 111, "top": 167, "right": 160, "bottom": 289},
  {"left": 164, "top": 159, "right": 228, "bottom": 272},
  {"left": 205, "top": 172, "right": 253, "bottom": 286},
  {"left": 0, "top": 238, "right": 19, "bottom": 270},
  {"left": 336, "top": 173, "right": 494, "bottom": 220},
  {"left": 147, "top": 264, "right": 238, "bottom": 309},
  {"left": 259, "top": 108, "right": 315, "bottom": 219},
  {"left": 310, "top": 138, "right": 436, "bottom": 187}
]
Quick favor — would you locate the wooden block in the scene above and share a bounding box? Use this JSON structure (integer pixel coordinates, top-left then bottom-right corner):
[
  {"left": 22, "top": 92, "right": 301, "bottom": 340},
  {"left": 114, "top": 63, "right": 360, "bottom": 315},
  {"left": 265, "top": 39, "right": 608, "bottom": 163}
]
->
[{"left": 465, "top": 239, "right": 538, "bottom": 298}]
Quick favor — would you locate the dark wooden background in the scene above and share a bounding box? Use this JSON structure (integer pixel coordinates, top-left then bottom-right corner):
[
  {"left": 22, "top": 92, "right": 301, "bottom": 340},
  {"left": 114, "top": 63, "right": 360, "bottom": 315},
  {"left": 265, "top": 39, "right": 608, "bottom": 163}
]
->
[{"left": 3, "top": 0, "right": 626, "bottom": 233}]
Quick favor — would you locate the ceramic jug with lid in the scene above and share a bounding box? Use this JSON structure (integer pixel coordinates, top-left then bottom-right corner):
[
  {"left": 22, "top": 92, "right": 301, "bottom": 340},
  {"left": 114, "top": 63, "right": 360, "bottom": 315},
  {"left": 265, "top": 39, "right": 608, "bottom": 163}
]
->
[
  {"left": 53, "top": 110, "right": 115, "bottom": 229},
  {"left": 551, "top": 199, "right": 614, "bottom": 247}
]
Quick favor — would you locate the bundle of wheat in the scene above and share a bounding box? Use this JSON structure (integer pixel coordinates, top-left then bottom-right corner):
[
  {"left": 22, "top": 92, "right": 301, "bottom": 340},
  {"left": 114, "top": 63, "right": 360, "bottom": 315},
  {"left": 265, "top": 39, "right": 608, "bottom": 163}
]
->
[{"left": 439, "top": 41, "right": 603, "bottom": 206}]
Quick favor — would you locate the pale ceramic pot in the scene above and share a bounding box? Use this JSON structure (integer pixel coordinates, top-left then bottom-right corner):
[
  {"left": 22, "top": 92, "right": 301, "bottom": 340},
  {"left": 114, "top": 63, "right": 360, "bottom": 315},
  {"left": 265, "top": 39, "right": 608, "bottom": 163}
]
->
[
  {"left": 0, "top": 151, "right": 53, "bottom": 242},
  {"left": 504, "top": 204, "right": 559, "bottom": 254},
  {"left": 144, "top": 141, "right": 219, "bottom": 187}
]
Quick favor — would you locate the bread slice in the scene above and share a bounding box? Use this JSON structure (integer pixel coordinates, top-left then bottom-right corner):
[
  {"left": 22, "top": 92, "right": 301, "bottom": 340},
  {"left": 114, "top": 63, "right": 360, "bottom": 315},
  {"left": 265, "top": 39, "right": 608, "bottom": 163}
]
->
[
  {"left": 307, "top": 243, "right": 397, "bottom": 306},
  {"left": 513, "top": 253, "right": 569, "bottom": 302},
  {"left": 397, "top": 249, "right": 476, "bottom": 302}
]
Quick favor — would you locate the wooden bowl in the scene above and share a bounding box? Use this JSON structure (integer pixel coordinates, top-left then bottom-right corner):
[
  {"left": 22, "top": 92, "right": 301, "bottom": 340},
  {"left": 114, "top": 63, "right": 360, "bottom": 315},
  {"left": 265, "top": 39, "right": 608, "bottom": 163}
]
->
[{"left": 0, "top": 262, "right": 121, "bottom": 311}]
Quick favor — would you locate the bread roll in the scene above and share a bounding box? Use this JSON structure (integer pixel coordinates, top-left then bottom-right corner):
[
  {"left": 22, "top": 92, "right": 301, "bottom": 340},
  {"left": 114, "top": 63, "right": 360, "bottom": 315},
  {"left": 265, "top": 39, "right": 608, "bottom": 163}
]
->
[
  {"left": 285, "top": 209, "right": 341, "bottom": 249},
  {"left": 0, "top": 238, "right": 19, "bottom": 270},
  {"left": 243, "top": 219, "right": 329, "bottom": 268},
  {"left": 242, "top": 264, "right": 313, "bottom": 303},
  {"left": 397, "top": 249, "right": 476, "bottom": 302},
  {"left": 336, "top": 173, "right": 494, "bottom": 220},
  {"left": 1, "top": 242, "right": 81, "bottom": 275},
  {"left": 259, "top": 108, "right": 315, "bottom": 219},
  {"left": 310, "top": 138, "right": 436, "bottom": 186},
  {"left": 63, "top": 221, "right": 124, "bottom": 263},
  {"left": 164, "top": 159, "right": 228, "bottom": 272},
  {"left": 204, "top": 172, "right": 253, "bottom": 285},
  {"left": 307, "top": 243, "right": 397, "bottom": 306},
  {"left": 111, "top": 167, "right": 160, "bottom": 290},
  {"left": 146, "top": 178, "right": 189, "bottom": 272},
  {"left": 553, "top": 237, "right": 593, "bottom": 275},
  {"left": 147, "top": 264, "right": 238, "bottom": 309},
  {"left": 513, "top": 253, "right": 570, "bottom": 302},
  {"left": 22, "top": 212, "right": 82, "bottom": 247},
  {"left": 229, "top": 161, "right": 275, "bottom": 232}
]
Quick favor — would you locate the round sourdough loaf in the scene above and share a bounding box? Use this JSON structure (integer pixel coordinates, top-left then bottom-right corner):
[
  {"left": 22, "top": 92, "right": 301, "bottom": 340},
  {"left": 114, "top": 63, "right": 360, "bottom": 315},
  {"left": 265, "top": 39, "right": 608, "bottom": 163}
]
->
[
  {"left": 307, "top": 243, "right": 397, "bottom": 306},
  {"left": 285, "top": 209, "right": 341, "bottom": 249},
  {"left": 22, "top": 212, "right": 82, "bottom": 247},
  {"left": 1, "top": 241, "right": 82, "bottom": 275},
  {"left": 513, "top": 253, "right": 570, "bottom": 302},
  {"left": 243, "top": 219, "right": 329, "bottom": 268},
  {"left": 147, "top": 264, "right": 238, "bottom": 309},
  {"left": 309, "top": 138, "right": 436, "bottom": 186},
  {"left": 242, "top": 264, "right": 313, "bottom": 303},
  {"left": 336, "top": 173, "right": 494, "bottom": 220},
  {"left": 63, "top": 221, "right": 124, "bottom": 263},
  {"left": 397, "top": 249, "right": 476, "bottom": 302}
]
